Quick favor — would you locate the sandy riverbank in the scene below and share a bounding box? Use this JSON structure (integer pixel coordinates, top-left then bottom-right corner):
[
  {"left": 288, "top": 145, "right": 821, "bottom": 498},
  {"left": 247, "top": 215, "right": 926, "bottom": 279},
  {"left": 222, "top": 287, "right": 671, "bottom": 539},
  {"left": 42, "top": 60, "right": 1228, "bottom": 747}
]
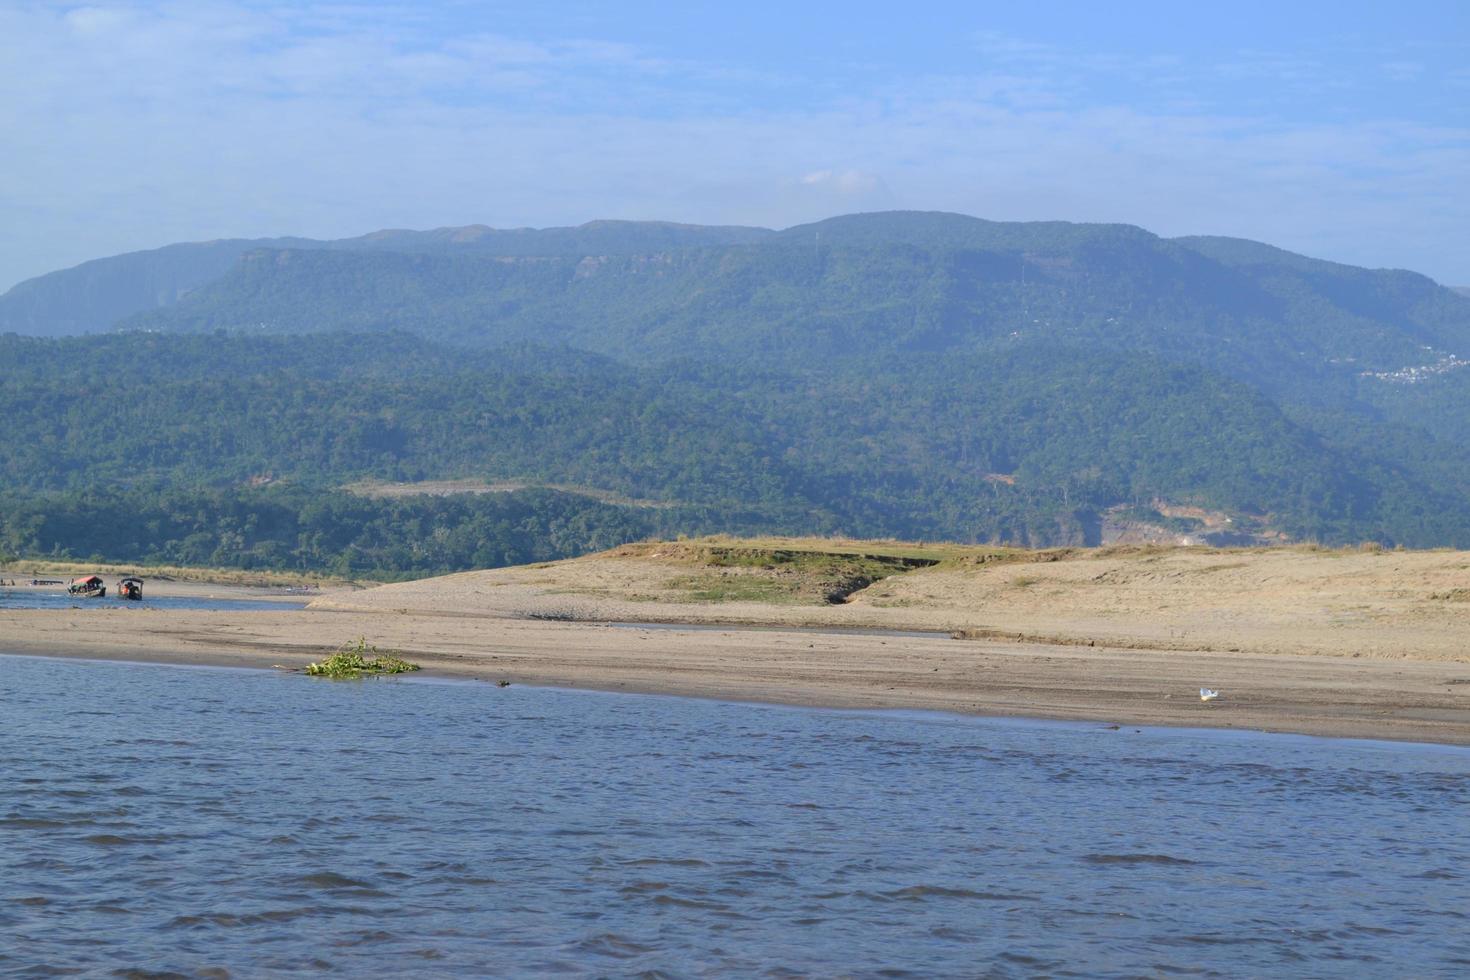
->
[
  {"left": 4, "top": 540, "right": 1469, "bottom": 744},
  {"left": 2, "top": 609, "right": 1469, "bottom": 744},
  {"left": 0, "top": 563, "right": 354, "bottom": 603},
  {"left": 309, "top": 540, "right": 1470, "bottom": 661}
]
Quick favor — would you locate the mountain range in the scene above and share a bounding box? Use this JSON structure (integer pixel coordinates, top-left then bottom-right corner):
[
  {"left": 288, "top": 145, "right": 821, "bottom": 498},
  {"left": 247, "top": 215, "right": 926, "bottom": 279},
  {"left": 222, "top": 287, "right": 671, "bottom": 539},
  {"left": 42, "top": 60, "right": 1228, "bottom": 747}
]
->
[
  {"left": 3, "top": 211, "right": 1468, "bottom": 573},
  {"left": 0, "top": 221, "right": 771, "bottom": 337}
]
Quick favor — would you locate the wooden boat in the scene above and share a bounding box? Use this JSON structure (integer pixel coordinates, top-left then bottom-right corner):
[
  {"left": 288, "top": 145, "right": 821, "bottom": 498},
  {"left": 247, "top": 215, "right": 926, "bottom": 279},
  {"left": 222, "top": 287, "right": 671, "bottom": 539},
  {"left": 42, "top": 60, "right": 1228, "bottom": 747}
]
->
[
  {"left": 117, "top": 577, "right": 143, "bottom": 601},
  {"left": 68, "top": 575, "right": 106, "bottom": 598}
]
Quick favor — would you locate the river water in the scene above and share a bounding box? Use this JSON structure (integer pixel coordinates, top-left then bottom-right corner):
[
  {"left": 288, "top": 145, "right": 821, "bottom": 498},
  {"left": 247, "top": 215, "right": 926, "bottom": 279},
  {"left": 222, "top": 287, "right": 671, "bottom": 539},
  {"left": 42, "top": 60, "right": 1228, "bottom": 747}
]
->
[
  {"left": 2, "top": 654, "right": 1466, "bottom": 977},
  {"left": 0, "top": 588, "right": 306, "bottom": 611}
]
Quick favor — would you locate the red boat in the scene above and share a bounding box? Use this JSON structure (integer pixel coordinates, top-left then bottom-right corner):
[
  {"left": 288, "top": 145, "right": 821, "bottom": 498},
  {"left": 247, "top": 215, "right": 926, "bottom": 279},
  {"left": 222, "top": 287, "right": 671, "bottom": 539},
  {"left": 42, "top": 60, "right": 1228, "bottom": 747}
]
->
[{"left": 68, "top": 575, "right": 106, "bottom": 598}]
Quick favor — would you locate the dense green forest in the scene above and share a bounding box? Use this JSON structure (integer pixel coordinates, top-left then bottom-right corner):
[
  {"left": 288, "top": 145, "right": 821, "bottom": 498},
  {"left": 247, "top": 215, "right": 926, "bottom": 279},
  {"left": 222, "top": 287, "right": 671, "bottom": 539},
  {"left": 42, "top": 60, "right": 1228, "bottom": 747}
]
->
[
  {"left": 0, "top": 486, "right": 652, "bottom": 578},
  {"left": 3, "top": 329, "right": 1468, "bottom": 576},
  {"left": 2, "top": 211, "right": 1467, "bottom": 575}
]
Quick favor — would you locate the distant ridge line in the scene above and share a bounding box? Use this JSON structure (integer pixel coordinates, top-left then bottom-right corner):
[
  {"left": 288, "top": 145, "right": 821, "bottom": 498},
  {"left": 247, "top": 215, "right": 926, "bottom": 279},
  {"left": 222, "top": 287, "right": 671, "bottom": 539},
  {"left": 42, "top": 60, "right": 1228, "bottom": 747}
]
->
[{"left": 3, "top": 210, "right": 1466, "bottom": 339}]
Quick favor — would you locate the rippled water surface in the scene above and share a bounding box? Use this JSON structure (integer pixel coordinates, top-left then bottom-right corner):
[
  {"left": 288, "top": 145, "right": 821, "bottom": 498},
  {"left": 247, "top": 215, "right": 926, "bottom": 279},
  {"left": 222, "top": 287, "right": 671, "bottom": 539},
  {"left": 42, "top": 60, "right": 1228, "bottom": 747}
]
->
[
  {"left": 2, "top": 655, "right": 1467, "bottom": 977},
  {"left": 0, "top": 589, "right": 305, "bottom": 611}
]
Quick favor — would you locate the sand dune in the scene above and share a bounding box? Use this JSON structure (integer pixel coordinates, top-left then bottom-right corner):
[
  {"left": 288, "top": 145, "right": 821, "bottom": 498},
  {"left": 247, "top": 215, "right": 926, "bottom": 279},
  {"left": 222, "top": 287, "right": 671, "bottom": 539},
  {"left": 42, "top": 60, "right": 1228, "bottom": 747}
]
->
[{"left": 311, "top": 541, "right": 1470, "bottom": 662}]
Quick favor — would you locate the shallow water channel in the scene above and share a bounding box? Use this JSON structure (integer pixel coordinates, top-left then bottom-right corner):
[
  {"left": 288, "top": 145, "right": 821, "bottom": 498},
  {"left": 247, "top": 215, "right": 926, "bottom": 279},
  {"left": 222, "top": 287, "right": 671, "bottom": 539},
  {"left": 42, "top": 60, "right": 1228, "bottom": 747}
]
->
[{"left": 0, "top": 588, "right": 306, "bottom": 612}]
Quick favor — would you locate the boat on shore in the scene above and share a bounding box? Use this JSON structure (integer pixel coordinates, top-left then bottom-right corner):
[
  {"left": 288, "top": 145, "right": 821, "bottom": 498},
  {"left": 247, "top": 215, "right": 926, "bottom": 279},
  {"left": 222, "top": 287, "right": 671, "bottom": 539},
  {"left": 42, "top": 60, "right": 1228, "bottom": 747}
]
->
[
  {"left": 117, "top": 577, "right": 143, "bottom": 601},
  {"left": 68, "top": 575, "right": 106, "bottom": 598}
]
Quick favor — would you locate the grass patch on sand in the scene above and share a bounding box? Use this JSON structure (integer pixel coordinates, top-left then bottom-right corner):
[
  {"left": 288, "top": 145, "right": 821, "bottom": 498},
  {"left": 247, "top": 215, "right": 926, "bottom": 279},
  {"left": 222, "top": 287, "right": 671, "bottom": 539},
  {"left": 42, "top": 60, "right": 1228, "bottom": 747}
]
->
[
  {"left": 305, "top": 637, "right": 421, "bottom": 679},
  {"left": 590, "top": 536, "right": 1021, "bottom": 605},
  {"left": 637, "top": 535, "right": 988, "bottom": 563},
  {"left": 666, "top": 574, "right": 807, "bottom": 604},
  {"left": 647, "top": 543, "right": 943, "bottom": 605}
]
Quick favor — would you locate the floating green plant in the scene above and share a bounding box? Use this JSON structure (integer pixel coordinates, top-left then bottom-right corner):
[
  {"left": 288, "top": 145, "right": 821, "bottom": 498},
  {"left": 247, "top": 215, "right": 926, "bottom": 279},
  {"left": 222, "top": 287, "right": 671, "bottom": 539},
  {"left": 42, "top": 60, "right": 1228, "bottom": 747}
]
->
[{"left": 304, "top": 637, "right": 420, "bottom": 679}]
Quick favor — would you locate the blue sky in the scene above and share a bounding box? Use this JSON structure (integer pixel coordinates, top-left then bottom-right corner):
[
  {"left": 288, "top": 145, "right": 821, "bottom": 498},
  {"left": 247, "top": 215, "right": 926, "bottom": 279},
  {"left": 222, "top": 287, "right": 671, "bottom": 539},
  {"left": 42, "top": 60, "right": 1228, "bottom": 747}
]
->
[{"left": 2, "top": 0, "right": 1467, "bottom": 289}]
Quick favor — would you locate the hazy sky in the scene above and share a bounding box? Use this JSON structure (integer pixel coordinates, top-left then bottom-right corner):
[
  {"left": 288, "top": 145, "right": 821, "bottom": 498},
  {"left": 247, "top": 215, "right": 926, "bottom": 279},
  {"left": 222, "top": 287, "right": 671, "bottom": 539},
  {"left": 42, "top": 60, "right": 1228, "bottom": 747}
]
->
[{"left": 3, "top": 0, "right": 1468, "bottom": 290}]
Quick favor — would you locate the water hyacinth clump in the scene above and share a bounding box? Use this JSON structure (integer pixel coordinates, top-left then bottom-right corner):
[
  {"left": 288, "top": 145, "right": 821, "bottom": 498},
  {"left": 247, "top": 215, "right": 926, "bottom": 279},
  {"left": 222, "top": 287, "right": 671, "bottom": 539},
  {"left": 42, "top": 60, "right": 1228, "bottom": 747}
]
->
[{"left": 304, "top": 637, "right": 420, "bottom": 679}]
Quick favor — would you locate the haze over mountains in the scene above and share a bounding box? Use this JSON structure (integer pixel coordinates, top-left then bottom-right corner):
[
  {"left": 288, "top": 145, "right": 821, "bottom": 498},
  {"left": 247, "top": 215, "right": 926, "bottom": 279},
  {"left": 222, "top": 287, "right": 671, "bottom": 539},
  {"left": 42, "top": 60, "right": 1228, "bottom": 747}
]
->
[
  {"left": 3, "top": 211, "right": 1469, "bottom": 573},
  {"left": 0, "top": 221, "right": 773, "bottom": 338}
]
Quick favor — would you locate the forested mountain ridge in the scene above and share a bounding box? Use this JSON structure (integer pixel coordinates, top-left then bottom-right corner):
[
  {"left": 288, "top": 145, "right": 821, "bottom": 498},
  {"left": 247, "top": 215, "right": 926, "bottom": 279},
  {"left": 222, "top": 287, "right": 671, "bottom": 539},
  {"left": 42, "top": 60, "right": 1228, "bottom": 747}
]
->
[
  {"left": 7, "top": 212, "right": 1467, "bottom": 381},
  {"left": 0, "top": 220, "right": 771, "bottom": 337},
  {"left": 0, "top": 237, "right": 314, "bottom": 336},
  {"left": 330, "top": 219, "right": 772, "bottom": 256},
  {"left": 106, "top": 211, "right": 1470, "bottom": 402}
]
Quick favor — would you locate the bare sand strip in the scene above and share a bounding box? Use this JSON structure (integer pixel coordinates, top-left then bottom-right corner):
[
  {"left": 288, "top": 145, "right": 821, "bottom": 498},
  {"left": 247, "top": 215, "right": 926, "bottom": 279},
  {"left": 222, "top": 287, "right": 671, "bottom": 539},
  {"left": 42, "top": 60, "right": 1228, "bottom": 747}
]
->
[
  {"left": 4, "top": 542, "right": 1469, "bottom": 743},
  {"left": 1, "top": 611, "right": 1466, "bottom": 745}
]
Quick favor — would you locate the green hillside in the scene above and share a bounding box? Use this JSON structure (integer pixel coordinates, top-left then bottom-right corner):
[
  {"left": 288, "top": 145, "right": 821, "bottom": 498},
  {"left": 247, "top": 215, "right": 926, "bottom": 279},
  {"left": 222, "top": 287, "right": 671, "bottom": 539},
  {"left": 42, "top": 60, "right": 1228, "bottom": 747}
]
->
[
  {"left": 3, "top": 332, "right": 1466, "bottom": 577},
  {"left": 0, "top": 237, "right": 311, "bottom": 336},
  {"left": 4, "top": 211, "right": 1469, "bottom": 574},
  {"left": 118, "top": 212, "right": 1470, "bottom": 400}
]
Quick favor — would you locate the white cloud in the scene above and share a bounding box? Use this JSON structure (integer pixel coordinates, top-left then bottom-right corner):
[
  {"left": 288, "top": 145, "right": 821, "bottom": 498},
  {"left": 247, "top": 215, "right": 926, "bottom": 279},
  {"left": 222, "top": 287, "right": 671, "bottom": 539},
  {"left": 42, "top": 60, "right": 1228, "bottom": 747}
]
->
[
  {"left": 63, "top": 5, "right": 131, "bottom": 34},
  {"left": 800, "top": 170, "right": 883, "bottom": 195}
]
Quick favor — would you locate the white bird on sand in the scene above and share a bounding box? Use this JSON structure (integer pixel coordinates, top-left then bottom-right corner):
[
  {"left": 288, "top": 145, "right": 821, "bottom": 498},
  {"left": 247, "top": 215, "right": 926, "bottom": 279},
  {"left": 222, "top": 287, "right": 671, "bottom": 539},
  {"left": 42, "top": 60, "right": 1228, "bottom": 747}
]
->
[{"left": 1199, "top": 688, "right": 1220, "bottom": 702}]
